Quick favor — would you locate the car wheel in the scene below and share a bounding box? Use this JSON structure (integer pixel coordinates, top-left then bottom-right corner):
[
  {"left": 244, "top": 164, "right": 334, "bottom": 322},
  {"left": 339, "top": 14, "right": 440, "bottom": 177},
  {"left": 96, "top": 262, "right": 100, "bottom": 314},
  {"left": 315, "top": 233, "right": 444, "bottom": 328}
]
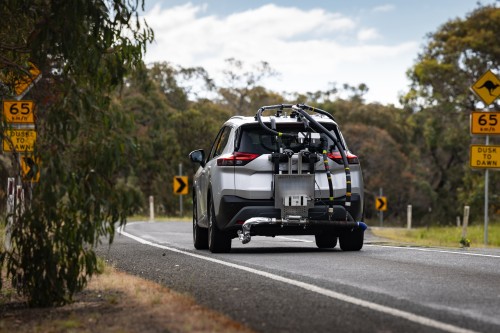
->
[
  {"left": 208, "top": 198, "right": 231, "bottom": 253},
  {"left": 193, "top": 194, "right": 208, "bottom": 250},
  {"left": 315, "top": 233, "right": 337, "bottom": 249},
  {"left": 339, "top": 228, "right": 364, "bottom": 251}
]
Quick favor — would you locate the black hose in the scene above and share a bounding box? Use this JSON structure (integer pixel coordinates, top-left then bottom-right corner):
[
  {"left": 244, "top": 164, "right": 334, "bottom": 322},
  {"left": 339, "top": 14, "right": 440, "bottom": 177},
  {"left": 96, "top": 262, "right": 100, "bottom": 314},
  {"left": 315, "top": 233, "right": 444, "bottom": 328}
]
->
[
  {"left": 298, "top": 104, "right": 337, "bottom": 122},
  {"left": 256, "top": 107, "right": 296, "bottom": 138},
  {"left": 254, "top": 103, "right": 353, "bottom": 219},
  {"left": 321, "top": 149, "right": 335, "bottom": 219},
  {"left": 293, "top": 105, "right": 352, "bottom": 216}
]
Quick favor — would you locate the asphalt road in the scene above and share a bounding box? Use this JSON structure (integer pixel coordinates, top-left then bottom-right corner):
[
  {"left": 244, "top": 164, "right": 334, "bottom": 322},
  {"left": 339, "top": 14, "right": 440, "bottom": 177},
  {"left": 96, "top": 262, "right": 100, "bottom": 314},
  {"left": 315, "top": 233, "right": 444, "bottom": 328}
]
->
[{"left": 96, "top": 221, "right": 500, "bottom": 333}]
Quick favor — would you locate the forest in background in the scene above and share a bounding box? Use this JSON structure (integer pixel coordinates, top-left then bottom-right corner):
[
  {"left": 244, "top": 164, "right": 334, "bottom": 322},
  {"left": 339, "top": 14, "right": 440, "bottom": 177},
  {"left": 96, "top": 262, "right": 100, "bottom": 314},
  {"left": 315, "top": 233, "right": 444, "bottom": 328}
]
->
[{"left": 110, "top": 4, "right": 499, "bottom": 226}]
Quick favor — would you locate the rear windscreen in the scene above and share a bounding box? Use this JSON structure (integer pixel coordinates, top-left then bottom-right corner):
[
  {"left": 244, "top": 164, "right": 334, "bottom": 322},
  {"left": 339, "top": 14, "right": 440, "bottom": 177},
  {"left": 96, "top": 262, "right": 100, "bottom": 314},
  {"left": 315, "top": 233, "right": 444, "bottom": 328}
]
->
[{"left": 237, "top": 124, "right": 345, "bottom": 154}]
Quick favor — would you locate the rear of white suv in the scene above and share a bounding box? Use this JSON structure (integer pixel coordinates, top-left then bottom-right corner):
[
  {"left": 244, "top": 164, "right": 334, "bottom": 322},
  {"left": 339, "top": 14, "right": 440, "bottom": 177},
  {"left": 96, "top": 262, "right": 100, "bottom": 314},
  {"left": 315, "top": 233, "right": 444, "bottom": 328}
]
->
[{"left": 190, "top": 104, "right": 366, "bottom": 253}]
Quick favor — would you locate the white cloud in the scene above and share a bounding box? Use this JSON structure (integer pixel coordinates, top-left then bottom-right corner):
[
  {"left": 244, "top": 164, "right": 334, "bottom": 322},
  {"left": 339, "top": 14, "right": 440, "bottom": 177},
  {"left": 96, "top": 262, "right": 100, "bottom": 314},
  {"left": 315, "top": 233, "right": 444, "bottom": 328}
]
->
[
  {"left": 142, "top": 3, "right": 418, "bottom": 105},
  {"left": 357, "top": 28, "right": 381, "bottom": 41},
  {"left": 224, "top": 4, "right": 356, "bottom": 39}
]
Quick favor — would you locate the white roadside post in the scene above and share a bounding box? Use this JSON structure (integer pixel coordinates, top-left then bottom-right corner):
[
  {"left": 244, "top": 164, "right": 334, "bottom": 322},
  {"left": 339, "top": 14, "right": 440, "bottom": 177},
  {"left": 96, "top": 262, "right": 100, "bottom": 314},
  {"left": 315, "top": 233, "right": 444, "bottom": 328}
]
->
[
  {"left": 149, "top": 195, "right": 154, "bottom": 222},
  {"left": 407, "top": 205, "right": 412, "bottom": 230},
  {"left": 462, "top": 206, "right": 470, "bottom": 240}
]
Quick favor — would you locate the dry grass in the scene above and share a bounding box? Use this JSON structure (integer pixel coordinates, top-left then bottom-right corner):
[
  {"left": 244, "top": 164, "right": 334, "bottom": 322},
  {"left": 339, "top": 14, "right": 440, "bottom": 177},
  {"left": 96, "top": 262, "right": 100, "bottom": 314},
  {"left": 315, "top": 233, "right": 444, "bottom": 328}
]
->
[
  {"left": 128, "top": 215, "right": 191, "bottom": 223},
  {"left": 371, "top": 223, "right": 500, "bottom": 248},
  {"left": 0, "top": 265, "right": 255, "bottom": 333}
]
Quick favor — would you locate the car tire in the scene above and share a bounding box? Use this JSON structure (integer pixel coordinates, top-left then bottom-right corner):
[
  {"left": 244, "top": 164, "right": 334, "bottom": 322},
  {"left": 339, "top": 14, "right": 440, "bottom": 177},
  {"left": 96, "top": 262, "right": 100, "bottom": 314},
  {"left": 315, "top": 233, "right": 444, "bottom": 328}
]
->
[
  {"left": 339, "top": 228, "right": 364, "bottom": 251},
  {"left": 208, "top": 198, "right": 231, "bottom": 253},
  {"left": 193, "top": 195, "right": 208, "bottom": 250},
  {"left": 315, "top": 234, "right": 337, "bottom": 249}
]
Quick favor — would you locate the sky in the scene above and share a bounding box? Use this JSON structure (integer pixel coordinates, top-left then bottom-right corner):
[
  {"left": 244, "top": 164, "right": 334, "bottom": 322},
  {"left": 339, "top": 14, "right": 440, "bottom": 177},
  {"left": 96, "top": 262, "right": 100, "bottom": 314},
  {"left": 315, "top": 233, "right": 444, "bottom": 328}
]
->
[{"left": 141, "top": 1, "right": 497, "bottom": 105}]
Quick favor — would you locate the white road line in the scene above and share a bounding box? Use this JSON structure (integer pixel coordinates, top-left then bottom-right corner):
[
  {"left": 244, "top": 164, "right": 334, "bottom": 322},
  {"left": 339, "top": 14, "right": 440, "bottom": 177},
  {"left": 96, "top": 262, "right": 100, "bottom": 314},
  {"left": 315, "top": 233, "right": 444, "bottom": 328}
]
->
[
  {"left": 260, "top": 235, "right": 500, "bottom": 259},
  {"left": 118, "top": 229, "right": 480, "bottom": 333},
  {"left": 275, "top": 236, "right": 314, "bottom": 243},
  {"left": 366, "top": 244, "right": 500, "bottom": 259}
]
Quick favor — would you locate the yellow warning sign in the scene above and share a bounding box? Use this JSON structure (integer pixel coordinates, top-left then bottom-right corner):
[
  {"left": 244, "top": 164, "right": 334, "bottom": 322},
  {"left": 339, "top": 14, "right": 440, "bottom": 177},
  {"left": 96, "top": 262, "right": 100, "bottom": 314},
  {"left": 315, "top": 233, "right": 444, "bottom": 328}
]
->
[
  {"left": 3, "top": 129, "right": 37, "bottom": 152},
  {"left": 173, "top": 176, "right": 188, "bottom": 195},
  {"left": 470, "top": 145, "right": 500, "bottom": 169},
  {"left": 471, "top": 70, "right": 500, "bottom": 106},
  {"left": 13, "top": 62, "right": 41, "bottom": 97},
  {"left": 20, "top": 156, "right": 40, "bottom": 182},
  {"left": 375, "top": 196, "right": 387, "bottom": 211}
]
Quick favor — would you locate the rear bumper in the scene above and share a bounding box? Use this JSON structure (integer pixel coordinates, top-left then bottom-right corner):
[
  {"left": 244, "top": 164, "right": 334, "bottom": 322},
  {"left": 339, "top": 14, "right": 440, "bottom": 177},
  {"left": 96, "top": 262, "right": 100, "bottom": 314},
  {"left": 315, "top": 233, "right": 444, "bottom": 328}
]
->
[{"left": 217, "top": 194, "right": 364, "bottom": 232}]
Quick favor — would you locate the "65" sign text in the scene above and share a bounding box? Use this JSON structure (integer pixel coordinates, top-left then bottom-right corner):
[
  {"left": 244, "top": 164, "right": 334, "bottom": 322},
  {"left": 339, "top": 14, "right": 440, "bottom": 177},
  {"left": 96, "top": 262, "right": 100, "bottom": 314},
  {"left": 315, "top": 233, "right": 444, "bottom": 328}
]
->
[{"left": 2, "top": 100, "right": 35, "bottom": 124}]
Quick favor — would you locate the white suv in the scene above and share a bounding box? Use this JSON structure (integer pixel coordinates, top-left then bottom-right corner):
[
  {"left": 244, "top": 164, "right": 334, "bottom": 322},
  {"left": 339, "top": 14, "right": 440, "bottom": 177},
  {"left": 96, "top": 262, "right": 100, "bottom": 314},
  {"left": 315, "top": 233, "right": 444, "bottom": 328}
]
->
[{"left": 189, "top": 104, "right": 366, "bottom": 253}]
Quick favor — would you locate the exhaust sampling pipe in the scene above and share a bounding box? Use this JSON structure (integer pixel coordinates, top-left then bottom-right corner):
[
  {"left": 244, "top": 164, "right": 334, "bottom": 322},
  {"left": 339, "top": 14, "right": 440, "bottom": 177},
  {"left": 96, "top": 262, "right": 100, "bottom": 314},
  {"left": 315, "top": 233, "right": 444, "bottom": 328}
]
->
[{"left": 238, "top": 218, "right": 367, "bottom": 244}]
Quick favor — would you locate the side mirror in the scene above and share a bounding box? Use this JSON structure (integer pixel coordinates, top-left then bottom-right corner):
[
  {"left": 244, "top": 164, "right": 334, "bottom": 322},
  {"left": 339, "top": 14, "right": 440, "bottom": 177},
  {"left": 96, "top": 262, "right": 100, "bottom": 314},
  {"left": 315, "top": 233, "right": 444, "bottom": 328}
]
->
[{"left": 189, "top": 149, "right": 205, "bottom": 167}]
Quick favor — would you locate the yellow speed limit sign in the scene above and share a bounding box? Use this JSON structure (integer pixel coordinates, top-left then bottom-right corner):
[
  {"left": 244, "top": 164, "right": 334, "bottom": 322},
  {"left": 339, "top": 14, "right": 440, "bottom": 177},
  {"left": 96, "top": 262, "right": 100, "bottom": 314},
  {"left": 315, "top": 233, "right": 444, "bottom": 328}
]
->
[
  {"left": 3, "top": 100, "right": 35, "bottom": 123},
  {"left": 470, "top": 112, "right": 500, "bottom": 135}
]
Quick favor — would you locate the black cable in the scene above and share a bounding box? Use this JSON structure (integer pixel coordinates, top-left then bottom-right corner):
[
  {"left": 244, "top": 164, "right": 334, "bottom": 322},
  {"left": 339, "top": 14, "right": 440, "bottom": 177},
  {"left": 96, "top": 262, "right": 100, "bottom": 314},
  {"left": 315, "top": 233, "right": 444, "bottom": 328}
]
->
[
  {"left": 293, "top": 105, "right": 352, "bottom": 218},
  {"left": 298, "top": 104, "right": 336, "bottom": 122},
  {"left": 255, "top": 103, "right": 353, "bottom": 220}
]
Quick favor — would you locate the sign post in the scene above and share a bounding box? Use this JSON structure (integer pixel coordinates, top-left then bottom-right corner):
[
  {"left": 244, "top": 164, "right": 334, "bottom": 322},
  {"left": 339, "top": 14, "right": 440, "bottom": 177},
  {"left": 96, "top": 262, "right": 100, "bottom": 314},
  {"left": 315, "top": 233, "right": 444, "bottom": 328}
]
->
[
  {"left": 484, "top": 137, "right": 489, "bottom": 245},
  {"left": 179, "top": 163, "right": 183, "bottom": 217},
  {"left": 5, "top": 177, "right": 16, "bottom": 251},
  {"left": 470, "top": 69, "right": 500, "bottom": 246}
]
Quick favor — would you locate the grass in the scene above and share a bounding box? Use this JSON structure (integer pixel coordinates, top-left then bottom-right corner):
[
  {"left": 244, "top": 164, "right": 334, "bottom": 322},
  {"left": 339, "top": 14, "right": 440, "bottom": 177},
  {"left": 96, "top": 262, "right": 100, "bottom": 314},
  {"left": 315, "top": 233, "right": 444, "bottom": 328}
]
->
[
  {"left": 127, "top": 214, "right": 191, "bottom": 222},
  {"left": 371, "top": 223, "right": 500, "bottom": 248}
]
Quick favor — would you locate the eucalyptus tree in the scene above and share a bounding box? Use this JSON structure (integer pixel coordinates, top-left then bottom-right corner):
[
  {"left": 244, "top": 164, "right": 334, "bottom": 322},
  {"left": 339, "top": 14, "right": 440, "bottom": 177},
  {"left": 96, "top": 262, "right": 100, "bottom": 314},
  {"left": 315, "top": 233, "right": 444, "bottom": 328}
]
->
[
  {"left": 218, "top": 58, "right": 280, "bottom": 115},
  {"left": 0, "top": 0, "right": 153, "bottom": 306}
]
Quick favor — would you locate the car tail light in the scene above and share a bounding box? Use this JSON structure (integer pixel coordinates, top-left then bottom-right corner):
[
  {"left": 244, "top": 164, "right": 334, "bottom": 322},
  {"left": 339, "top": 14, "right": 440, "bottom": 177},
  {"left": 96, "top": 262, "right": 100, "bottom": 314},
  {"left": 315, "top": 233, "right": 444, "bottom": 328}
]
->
[
  {"left": 327, "top": 151, "right": 359, "bottom": 164},
  {"left": 217, "top": 152, "right": 260, "bottom": 166}
]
